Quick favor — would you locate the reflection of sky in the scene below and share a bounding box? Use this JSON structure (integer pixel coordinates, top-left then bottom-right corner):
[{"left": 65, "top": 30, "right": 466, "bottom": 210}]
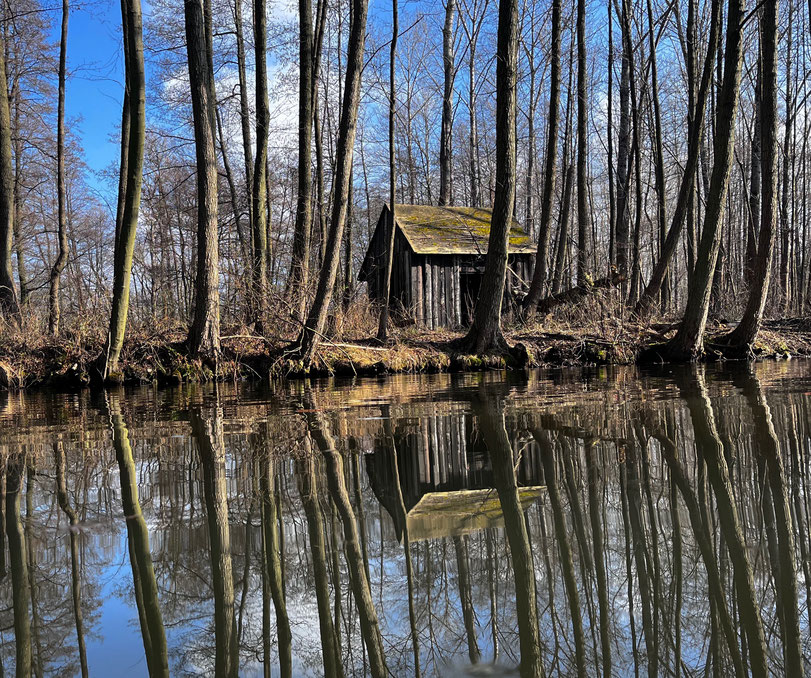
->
[
  {"left": 89, "top": 546, "right": 152, "bottom": 677},
  {"left": 2, "top": 362, "right": 811, "bottom": 675}
]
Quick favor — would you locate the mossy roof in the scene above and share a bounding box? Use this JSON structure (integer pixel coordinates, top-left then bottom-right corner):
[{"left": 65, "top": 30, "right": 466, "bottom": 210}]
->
[{"left": 390, "top": 204, "right": 536, "bottom": 255}]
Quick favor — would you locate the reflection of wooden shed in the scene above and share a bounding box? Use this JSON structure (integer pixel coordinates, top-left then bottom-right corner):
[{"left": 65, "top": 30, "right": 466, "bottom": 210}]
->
[
  {"left": 358, "top": 204, "right": 536, "bottom": 329},
  {"left": 365, "top": 411, "right": 545, "bottom": 542}
]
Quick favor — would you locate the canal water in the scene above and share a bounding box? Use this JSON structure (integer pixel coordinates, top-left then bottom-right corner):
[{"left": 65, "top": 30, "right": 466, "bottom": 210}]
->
[{"left": 0, "top": 361, "right": 810, "bottom": 676}]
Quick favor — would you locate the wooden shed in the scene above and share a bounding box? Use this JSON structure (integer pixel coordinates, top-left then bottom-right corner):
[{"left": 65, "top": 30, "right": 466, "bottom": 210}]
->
[{"left": 359, "top": 204, "right": 536, "bottom": 328}]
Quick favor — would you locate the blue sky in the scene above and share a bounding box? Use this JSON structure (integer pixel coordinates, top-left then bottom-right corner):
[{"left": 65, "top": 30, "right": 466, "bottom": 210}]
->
[{"left": 56, "top": 0, "right": 128, "bottom": 194}]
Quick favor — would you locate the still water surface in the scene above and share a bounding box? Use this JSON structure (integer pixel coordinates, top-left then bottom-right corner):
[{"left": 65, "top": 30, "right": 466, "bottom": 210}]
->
[{"left": 1, "top": 361, "right": 810, "bottom": 676}]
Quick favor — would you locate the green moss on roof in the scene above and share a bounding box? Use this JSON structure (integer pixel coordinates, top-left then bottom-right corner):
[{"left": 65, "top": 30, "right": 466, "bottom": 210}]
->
[{"left": 391, "top": 204, "right": 535, "bottom": 255}]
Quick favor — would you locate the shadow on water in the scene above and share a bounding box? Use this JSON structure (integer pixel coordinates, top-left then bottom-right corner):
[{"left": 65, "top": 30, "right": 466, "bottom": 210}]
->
[{"left": 0, "top": 362, "right": 810, "bottom": 675}]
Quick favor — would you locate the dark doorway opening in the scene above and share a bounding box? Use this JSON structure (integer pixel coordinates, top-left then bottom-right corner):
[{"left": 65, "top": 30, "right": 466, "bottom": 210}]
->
[{"left": 460, "top": 271, "right": 483, "bottom": 325}]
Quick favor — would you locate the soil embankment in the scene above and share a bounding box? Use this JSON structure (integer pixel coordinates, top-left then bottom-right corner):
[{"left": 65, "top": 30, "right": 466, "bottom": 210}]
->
[{"left": 1, "top": 318, "right": 809, "bottom": 390}]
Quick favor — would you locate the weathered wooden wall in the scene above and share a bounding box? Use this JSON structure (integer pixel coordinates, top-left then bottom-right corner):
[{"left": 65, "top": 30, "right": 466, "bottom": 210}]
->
[{"left": 363, "top": 209, "right": 535, "bottom": 330}]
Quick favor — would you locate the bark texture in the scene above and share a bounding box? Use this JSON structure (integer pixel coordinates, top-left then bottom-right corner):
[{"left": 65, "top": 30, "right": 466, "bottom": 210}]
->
[
  {"left": 667, "top": 0, "right": 745, "bottom": 360},
  {"left": 185, "top": 0, "right": 221, "bottom": 357},
  {"left": 103, "top": 0, "right": 145, "bottom": 378},
  {"left": 295, "top": 0, "right": 369, "bottom": 363},
  {"left": 457, "top": 0, "right": 518, "bottom": 353}
]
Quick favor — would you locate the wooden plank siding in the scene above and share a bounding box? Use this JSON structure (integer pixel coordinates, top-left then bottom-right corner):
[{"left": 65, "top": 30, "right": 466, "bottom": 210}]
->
[{"left": 359, "top": 205, "right": 537, "bottom": 330}]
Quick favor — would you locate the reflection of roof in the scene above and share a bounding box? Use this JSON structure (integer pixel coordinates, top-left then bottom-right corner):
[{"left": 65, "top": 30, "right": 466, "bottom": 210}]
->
[
  {"left": 406, "top": 487, "right": 545, "bottom": 541},
  {"left": 390, "top": 204, "right": 536, "bottom": 255}
]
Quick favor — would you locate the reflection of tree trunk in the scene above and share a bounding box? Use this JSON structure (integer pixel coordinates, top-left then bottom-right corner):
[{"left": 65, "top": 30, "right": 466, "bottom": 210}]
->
[
  {"left": 653, "top": 431, "right": 744, "bottom": 677},
  {"left": 309, "top": 419, "right": 388, "bottom": 678},
  {"left": 636, "top": 431, "right": 662, "bottom": 660},
  {"left": 532, "top": 430, "right": 583, "bottom": 677},
  {"left": 237, "top": 459, "right": 255, "bottom": 646},
  {"left": 618, "top": 456, "right": 639, "bottom": 678},
  {"left": 351, "top": 453, "right": 370, "bottom": 579},
  {"left": 261, "top": 455, "right": 293, "bottom": 677},
  {"left": 330, "top": 502, "right": 343, "bottom": 653},
  {"left": 477, "top": 400, "right": 544, "bottom": 678},
  {"left": 111, "top": 399, "right": 169, "bottom": 677},
  {"left": 583, "top": 442, "right": 611, "bottom": 677},
  {"left": 624, "top": 441, "right": 656, "bottom": 678},
  {"left": 560, "top": 443, "right": 592, "bottom": 572},
  {"left": 536, "top": 504, "right": 559, "bottom": 660},
  {"left": 253, "top": 460, "right": 271, "bottom": 676},
  {"left": 6, "top": 458, "right": 31, "bottom": 677},
  {"left": 191, "top": 410, "right": 238, "bottom": 678},
  {"left": 296, "top": 447, "right": 343, "bottom": 678},
  {"left": 0, "top": 461, "right": 6, "bottom": 578},
  {"left": 26, "top": 467, "right": 43, "bottom": 678},
  {"left": 383, "top": 414, "right": 421, "bottom": 676},
  {"left": 787, "top": 405, "right": 811, "bottom": 644},
  {"left": 678, "top": 370, "right": 767, "bottom": 678},
  {"left": 736, "top": 369, "right": 804, "bottom": 676},
  {"left": 485, "top": 528, "right": 500, "bottom": 661},
  {"left": 54, "top": 443, "right": 89, "bottom": 678},
  {"left": 665, "top": 408, "right": 683, "bottom": 678},
  {"left": 559, "top": 441, "right": 597, "bottom": 659},
  {"left": 454, "top": 535, "right": 480, "bottom": 664}
]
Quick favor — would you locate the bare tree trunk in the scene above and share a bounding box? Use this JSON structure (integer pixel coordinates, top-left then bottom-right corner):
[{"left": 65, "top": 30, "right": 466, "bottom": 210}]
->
[
  {"left": 377, "top": 0, "right": 398, "bottom": 341},
  {"left": 779, "top": 0, "right": 794, "bottom": 314},
  {"left": 439, "top": 0, "right": 456, "bottom": 206},
  {"left": 289, "top": 0, "right": 316, "bottom": 321},
  {"left": 553, "top": 51, "right": 575, "bottom": 294},
  {"left": 726, "top": 0, "right": 778, "bottom": 348},
  {"left": 49, "top": 0, "right": 69, "bottom": 335},
  {"left": 11, "top": 83, "right": 29, "bottom": 308},
  {"left": 233, "top": 0, "right": 253, "bottom": 231},
  {"left": 633, "top": 0, "right": 720, "bottom": 319},
  {"left": 524, "top": 0, "right": 560, "bottom": 310},
  {"left": 102, "top": 0, "right": 145, "bottom": 379},
  {"left": 252, "top": 0, "right": 269, "bottom": 330},
  {"left": 0, "top": 30, "right": 19, "bottom": 321},
  {"left": 185, "top": 0, "right": 220, "bottom": 358},
  {"left": 295, "top": 0, "right": 369, "bottom": 363},
  {"left": 627, "top": 40, "right": 642, "bottom": 306},
  {"left": 457, "top": 0, "right": 518, "bottom": 353},
  {"left": 667, "top": 0, "right": 745, "bottom": 360},
  {"left": 646, "top": 0, "right": 668, "bottom": 311},
  {"left": 615, "top": 4, "right": 632, "bottom": 281},
  {"left": 575, "top": 0, "right": 588, "bottom": 286},
  {"left": 607, "top": 0, "right": 615, "bottom": 263},
  {"left": 342, "top": 169, "right": 354, "bottom": 313},
  {"left": 461, "top": 0, "right": 485, "bottom": 209},
  {"left": 744, "top": 53, "right": 762, "bottom": 287}
]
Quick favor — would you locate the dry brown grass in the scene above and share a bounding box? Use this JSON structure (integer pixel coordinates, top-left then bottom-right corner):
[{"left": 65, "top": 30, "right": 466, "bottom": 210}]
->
[{"left": 2, "top": 291, "right": 810, "bottom": 389}]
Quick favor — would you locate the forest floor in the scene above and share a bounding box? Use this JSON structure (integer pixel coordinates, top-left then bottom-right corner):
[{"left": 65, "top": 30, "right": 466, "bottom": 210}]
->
[{"left": 2, "top": 307, "right": 810, "bottom": 390}]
